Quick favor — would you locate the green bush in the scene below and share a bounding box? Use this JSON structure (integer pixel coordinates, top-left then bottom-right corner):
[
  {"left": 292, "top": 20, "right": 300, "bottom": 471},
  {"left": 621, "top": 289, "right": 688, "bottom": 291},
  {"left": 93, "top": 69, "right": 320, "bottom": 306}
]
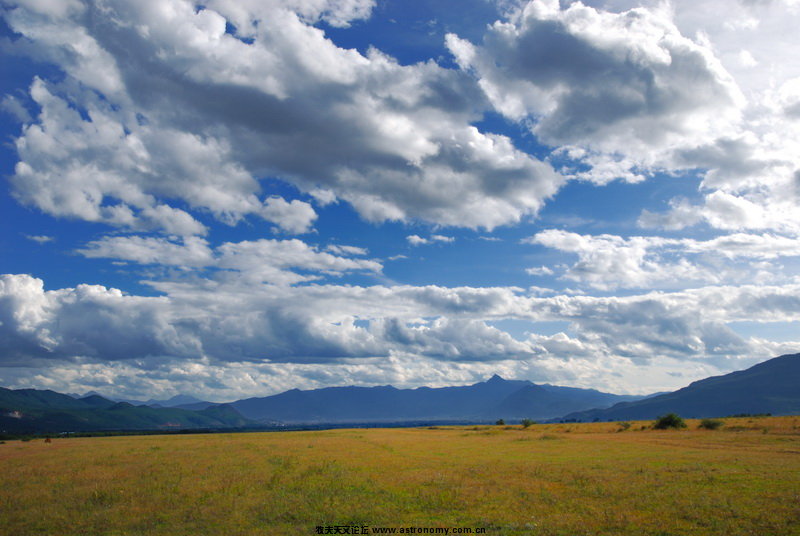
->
[
  {"left": 521, "top": 418, "right": 536, "bottom": 428},
  {"left": 653, "top": 413, "right": 687, "bottom": 430},
  {"left": 496, "top": 419, "right": 505, "bottom": 426},
  {"left": 617, "top": 421, "right": 632, "bottom": 432},
  {"left": 699, "top": 418, "right": 724, "bottom": 430}
]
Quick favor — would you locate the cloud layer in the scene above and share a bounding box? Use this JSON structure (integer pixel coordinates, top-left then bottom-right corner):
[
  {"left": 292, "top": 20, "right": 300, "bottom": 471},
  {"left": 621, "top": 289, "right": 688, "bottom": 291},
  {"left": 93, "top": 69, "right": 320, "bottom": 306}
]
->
[
  {"left": 2, "top": 273, "right": 798, "bottom": 397},
  {"left": 4, "top": 0, "right": 563, "bottom": 232},
  {"left": 2, "top": 0, "right": 799, "bottom": 399}
]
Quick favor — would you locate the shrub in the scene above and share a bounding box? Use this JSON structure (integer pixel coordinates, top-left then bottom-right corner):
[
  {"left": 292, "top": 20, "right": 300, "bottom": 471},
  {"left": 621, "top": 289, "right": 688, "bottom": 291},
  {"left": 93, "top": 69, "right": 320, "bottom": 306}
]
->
[
  {"left": 617, "top": 421, "right": 632, "bottom": 432},
  {"left": 699, "top": 418, "right": 724, "bottom": 430},
  {"left": 496, "top": 419, "right": 505, "bottom": 426},
  {"left": 521, "top": 418, "right": 536, "bottom": 428},
  {"left": 653, "top": 413, "right": 687, "bottom": 430}
]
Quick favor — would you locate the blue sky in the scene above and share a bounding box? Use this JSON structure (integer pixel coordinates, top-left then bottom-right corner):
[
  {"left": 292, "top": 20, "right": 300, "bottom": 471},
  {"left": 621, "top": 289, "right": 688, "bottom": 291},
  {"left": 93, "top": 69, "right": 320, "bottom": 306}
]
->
[{"left": 1, "top": 0, "right": 799, "bottom": 401}]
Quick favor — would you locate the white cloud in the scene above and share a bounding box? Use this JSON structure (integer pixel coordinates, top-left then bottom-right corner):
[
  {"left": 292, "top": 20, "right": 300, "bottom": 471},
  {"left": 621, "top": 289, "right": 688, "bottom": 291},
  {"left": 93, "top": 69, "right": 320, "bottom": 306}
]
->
[
  {"left": 326, "top": 244, "right": 368, "bottom": 256},
  {"left": 637, "top": 197, "right": 705, "bottom": 230},
  {"left": 205, "top": 0, "right": 376, "bottom": 33},
  {"left": 25, "top": 234, "right": 54, "bottom": 244},
  {"left": 446, "top": 0, "right": 743, "bottom": 167},
  {"left": 641, "top": 188, "right": 800, "bottom": 234},
  {"left": 216, "top": 239, "right": 382, "bottom": 284},
  {"left": 525, "top": 266, "right": 554, "bottom": 276},
  {"left": 431, "top": 234, "right": 455, "bottom": 243},
  {"left": 0, "top": 353, "right": 672, "bottom": 400},
  {"left": 3, "top": 0, "right": 562, "bottom": 232},
  {"left": 526, "top": 229, "right": 800, "bottom": 290},
  {"left": 630, "top": 0, "right": 800, "bottom": 234},
  {"left": 3, "top": 273, "right": 799, "bottom": 375},
  {"left": 1, "top": 94, "right": 32, "bottom": 123},
  {"left": 260, "top": 197, "right": 317, "bottom": 234},
  {"left": 12, "top": 80, "right": 209, "bottom": 235},
  {"left": 3, "top": 0, "right": 800, "bottom": 400},
  {"left": 76, "top": 235, "right": 382, "bottom": 285},
  {"left": 407, "top": 234, "right": 454, "bottom": 246},
  {"left": 4, "top": 0, "right": 799, "bottom": 238},
  {"left": 77, "top": 236, "right": 214, "bottom": 268},
  {"left": 526, "top": 230, "right": 711, "bottom": 290},
  {"left": 448, "top": 0, "right": 800, "bottom": 237},
  {"left": 0, "top": 274, "right": 188, "bottom": 365}
]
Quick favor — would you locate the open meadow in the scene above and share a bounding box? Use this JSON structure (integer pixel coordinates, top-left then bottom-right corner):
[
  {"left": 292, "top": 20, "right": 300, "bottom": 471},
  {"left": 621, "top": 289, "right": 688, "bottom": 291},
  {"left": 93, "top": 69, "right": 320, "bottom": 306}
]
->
[{"left": 1, "top": 416, "right": 799, "bottom": 536}]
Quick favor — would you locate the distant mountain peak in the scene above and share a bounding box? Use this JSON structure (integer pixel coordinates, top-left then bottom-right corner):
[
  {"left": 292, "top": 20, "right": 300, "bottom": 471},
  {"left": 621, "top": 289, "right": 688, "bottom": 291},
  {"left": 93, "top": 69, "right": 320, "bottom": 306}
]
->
[
  {"left": 487, "top": 374, "right": 505, "bottom": 383},
  {"left": 162, "top": 394, "right": 204, "bottom": 406}
]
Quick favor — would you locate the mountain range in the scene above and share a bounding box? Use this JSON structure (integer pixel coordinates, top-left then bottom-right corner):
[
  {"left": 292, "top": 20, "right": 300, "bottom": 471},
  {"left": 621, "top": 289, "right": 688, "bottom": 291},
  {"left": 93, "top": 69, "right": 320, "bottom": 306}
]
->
[
  {"left": 0, "top": 388, "right": 250, "bottom": 433},
  {"left": 562, "top": 352, "right": 800, "bottom": 421},
  {"left": 1, "top": 353, "right": 798, "bottom": 433},
  {"left": 228, "top": 375, "right": 642, "bottom": 423},
  {"left": 67, "top": 392, "right": 214, "bottom": 410}
]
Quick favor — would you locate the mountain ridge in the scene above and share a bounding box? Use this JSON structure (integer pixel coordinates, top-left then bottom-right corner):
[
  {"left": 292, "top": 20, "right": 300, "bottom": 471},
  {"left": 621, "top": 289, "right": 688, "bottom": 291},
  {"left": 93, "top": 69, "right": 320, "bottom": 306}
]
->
[
  {"left": 562, "top": 353, "right": 800, "bottom": 421},
  {"left": 227, "top": 375, "right": 641, "bottom": 424},
  {"left": 0, "top": 387, "right": 252, "bottom": 433},
  {"left": 3, "top": 353, "right": 798, "bottom": 432}
]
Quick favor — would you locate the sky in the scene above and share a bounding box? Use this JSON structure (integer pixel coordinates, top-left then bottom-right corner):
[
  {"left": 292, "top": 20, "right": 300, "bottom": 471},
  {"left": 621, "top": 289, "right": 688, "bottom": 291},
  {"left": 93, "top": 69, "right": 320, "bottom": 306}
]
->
[{"left": 1, "top": 0, "right": 799, "bottom": 402}]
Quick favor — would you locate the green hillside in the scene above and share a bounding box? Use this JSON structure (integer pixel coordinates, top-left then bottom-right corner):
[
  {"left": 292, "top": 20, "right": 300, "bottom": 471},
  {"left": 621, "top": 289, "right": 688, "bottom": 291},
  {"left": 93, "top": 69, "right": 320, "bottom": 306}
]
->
[{"left": 0, "top": 387, "right": 251, "bottom": 433}]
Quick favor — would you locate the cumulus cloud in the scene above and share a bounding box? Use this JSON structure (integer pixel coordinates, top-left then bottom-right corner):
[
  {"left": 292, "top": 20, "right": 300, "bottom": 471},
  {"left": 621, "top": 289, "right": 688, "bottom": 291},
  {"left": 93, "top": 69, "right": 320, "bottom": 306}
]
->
[
  {"left": 76, "top": 235, "right": 382, "bottom": 285},
  {"left": 2, "top": 0, "right": 562, "bottom": 232},
  {"left": 372, "top": 316, "right": 532, "bottom": 361},
  {"left": 526, "top": 229, "right": 800, "bottom": 290},
  {"left": 406, "top": 235, "right": 428, "bottom": 246},
  {"left": 0, "top": 274, "right": 528, "bottom": 367},
  {"left": 260, "top": 197, "right": 318, "bottom": 234},
  {"left": 3, "top": 0, "right": 800, "bottom": 400},
  {"left": 633, "top": 0, "right": 800, "bottom": 234},
  {"left": 527, "top": 230, "right": 710, "bottom": 290},
  {"left": 205, "top": 0, "right": 376, "bottom": 31},
  {"left": 215, "top": 239, "right": 382, "bottom": 284},
  {"left": 447, "top": 0, "right": 800, "bottom": 236},
  {"left": 25, "top": 234, "right": 54, "bottom": 244},
  {"left": 640, "top": 188, "right": 800, "bottom": 234},
  {"left": 77, "top": 236, "right": 214, "bottom": 268},
  {"left": 406, "top": 234, "right": 455, "bottom": 246},
  {"left": 446, "top": 0, "right": 743, "bottom": 165},
  {"left": 2, "top": 274, "right": 799, "bottom": 388},
  {"left": 0, "top": 274, "right": 186, "bottom": 365},
  {"left": 525, "top": 266, "right": 554, "bottom": 276}
]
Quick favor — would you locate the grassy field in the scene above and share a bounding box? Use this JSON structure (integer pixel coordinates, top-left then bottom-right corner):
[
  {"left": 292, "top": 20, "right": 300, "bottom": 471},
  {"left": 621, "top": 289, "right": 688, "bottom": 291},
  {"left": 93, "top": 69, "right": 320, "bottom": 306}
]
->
[{"left": 1, "top": 416, "right": 799, "bottom": 536}]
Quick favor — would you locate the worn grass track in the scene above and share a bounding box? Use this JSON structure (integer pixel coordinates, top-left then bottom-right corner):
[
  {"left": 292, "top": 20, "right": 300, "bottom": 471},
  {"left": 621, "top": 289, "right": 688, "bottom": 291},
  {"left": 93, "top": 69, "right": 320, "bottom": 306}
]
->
[{"left": 1, "top": 416, "right": 799, "bottom": 535}]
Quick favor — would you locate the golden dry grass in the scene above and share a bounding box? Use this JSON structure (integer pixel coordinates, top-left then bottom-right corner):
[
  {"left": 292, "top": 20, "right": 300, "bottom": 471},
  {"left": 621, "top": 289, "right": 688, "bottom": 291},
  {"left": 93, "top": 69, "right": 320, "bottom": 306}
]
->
[{"left": 1, "top": 416, "right": 799, "bottom": 535}]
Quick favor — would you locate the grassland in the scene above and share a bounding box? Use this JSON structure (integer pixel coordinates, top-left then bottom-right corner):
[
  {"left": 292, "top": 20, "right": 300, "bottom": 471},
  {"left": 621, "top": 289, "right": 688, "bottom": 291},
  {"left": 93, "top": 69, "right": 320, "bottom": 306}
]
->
[{"left": 1, "top": 416, "right": 799, "bottom": 535}]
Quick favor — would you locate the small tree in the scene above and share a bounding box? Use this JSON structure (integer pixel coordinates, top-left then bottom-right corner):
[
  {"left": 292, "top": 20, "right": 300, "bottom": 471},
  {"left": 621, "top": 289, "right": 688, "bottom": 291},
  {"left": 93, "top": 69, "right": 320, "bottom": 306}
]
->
[
  {"left": 521, "top": 418, "right": 536, "bottom": 428},
  {"left": 699, "top": 418, "right": 724, "bottom": 430},
  {"left": 496, "top": 418, "right": 505, "bottom": 426},
  {"left": 653, "top": 413, "right": 687, "bottom": 430}
]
